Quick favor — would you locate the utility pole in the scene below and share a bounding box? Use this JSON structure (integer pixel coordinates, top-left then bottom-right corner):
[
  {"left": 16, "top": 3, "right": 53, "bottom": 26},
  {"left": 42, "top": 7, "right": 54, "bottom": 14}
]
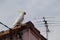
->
[{"left": 43, "top": 17, "right": 49, "bottom": 40}]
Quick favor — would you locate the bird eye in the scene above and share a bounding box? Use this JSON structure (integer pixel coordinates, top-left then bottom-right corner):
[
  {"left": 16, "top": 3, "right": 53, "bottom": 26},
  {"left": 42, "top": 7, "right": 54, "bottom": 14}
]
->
[{"left": 24, "top": 12, "right": 26, "bottom": 15}]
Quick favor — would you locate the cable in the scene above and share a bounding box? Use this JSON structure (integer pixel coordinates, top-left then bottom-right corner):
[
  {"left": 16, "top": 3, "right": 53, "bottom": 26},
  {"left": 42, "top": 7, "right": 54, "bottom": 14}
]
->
[{"left": 0, "top": 22, "right": 23, "bottom": 40}]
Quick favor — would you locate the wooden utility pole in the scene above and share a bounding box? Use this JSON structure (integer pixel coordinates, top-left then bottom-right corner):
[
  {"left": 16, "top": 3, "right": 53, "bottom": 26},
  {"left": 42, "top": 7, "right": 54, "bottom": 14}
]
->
[{"left": 43, "top": 17, "right": 49, "bottom": 40}]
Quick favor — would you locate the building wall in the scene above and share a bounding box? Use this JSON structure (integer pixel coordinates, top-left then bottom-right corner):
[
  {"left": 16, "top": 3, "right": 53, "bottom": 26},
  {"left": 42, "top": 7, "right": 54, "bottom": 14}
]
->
[
  {"left": 22, "top": 28, "right": 41, "bottom": 40},
  {"left": 0, "top": 28, "right": 45, "bottom": 40},
  {"left": 22, "top": 29, "right": 29, "bottom": 40},
  {"left": 30, "top": 30, "right": 38, "bottom": 40},
  {"left": 29, "top": 29, "right": 41, "bottom": 40}
]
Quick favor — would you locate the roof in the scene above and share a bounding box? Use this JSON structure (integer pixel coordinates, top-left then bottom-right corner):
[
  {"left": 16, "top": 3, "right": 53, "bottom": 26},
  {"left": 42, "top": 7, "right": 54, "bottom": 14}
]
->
[{"left": 0, "top": 21, "right": 47, "bottom": 40}]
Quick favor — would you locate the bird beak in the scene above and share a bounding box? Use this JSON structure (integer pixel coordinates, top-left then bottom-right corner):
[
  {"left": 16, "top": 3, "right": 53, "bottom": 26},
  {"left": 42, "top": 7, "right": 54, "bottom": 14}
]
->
[{"left": 24, "top": 12, "right": 26, "bottom": 15}]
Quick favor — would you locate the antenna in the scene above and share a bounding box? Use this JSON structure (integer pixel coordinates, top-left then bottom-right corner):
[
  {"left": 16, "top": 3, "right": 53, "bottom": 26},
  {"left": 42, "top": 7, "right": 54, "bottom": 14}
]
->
[
  {"left": 0, "top": 22, "right": 23, "bottom": 40},
  {"left": 0, "top": 22, "right": 12, "bottom": 30},
  {"left": 43, "top": 17, "right": 50, "bottom": 40}
]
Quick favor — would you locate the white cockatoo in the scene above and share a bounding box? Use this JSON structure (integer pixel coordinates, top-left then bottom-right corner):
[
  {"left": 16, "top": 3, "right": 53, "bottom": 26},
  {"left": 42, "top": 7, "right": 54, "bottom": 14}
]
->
[{"left": 13, "top": 11, "right": 26, "bottom": 27}]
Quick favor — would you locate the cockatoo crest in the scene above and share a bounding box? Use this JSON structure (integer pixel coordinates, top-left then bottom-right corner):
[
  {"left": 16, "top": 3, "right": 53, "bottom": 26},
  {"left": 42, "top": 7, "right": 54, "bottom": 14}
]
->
[{"left": 18, "top": 10, "right": 26, "bottom": 15}]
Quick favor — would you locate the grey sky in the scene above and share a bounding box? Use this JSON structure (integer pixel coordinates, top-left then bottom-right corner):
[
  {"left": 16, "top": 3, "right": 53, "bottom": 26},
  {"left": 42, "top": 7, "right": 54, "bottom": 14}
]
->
[{"left": 0, "top": 0, "right": 60, "bottom": 40}]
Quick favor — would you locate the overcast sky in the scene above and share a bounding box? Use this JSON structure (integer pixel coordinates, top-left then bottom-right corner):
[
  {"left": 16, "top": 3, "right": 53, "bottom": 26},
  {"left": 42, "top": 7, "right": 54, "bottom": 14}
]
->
[{"left": 0, "top": 0, "right": 60, "bottom": 40}]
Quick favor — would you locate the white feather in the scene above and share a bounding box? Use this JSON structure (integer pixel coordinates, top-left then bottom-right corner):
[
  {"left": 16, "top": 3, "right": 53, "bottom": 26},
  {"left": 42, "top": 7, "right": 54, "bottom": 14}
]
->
[{"left": 13, "top": 11, "right": 26, "bottom": 26}]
